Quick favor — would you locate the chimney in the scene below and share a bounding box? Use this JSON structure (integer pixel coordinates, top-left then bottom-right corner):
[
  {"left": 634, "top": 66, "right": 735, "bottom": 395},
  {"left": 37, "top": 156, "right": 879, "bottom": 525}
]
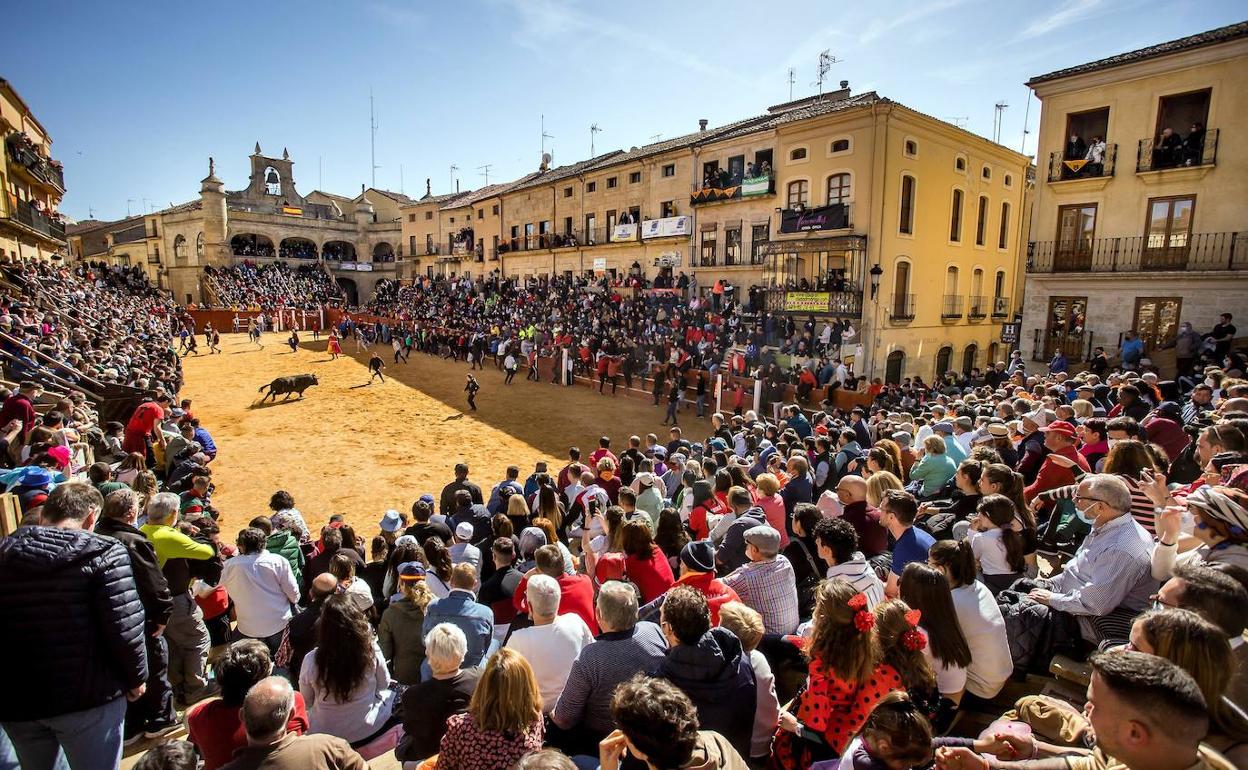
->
[
  {"left": 698, "top": 119, "right": 708, "bottom": 132},
  {"left": 840, "top": 80, "right": 849, "bottom": 89}
]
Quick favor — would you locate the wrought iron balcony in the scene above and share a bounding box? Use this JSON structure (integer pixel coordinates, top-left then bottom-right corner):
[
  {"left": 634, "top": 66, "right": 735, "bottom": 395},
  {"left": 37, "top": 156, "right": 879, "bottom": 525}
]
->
[
  {"left": 991, "top": 296, "right": 1010, "bottom": 319},
  {"left": 888, "top": 294, "right": 916, "bottom": 323},
  {"left": 941, "top": 295, "right": 964, "bottom": 320},
  {"left": 6, "top": 199, "right": 66, "bottom": 243},
  {"left": 1046, "top": 144, "right": 1116, "bottom": 182},
  {"left": 1028, "top": 232, "right": 1246, "bottom": 273},
  {"left": 1136, "top": 128, "right": 1217, "bottom": 172},
  {"left": 967, "top": 296, "right": 989, "bottom": 320},
  {"left": 5, "top": 134, "right": 65, "bottom": 192}
]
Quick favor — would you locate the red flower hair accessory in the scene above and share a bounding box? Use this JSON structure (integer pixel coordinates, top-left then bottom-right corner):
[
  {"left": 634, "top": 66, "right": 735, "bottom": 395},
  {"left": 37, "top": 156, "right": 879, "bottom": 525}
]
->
[
  {"left": 847, "top": 592, "right": 869, "bottom": 611},
  {"left": 902, "top": 628, "right": 927, "bottom": 651},
  {"left": 904, "top": 608, "right": 922, "bottom": 627},
  {"left": 853, "top": 609, "right": 875, "bottom": 633}
]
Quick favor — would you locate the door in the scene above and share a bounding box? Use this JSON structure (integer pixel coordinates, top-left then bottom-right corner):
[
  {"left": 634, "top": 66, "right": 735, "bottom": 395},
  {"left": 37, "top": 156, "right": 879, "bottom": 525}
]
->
[
  {"left": 1055, "top": 204, "right": 1096, "bottom": 270},
  {"left": 885, "top": 351, "right": 905, "bottom": 385},
  {"left": 1133, "top": 297, "right": 1182, "bottom": 352},
  {"left": 1044, "top": 296, "right": 1088, "bottom": 361},
  {"left": 1143, "top": 196, "right": 1194, "bottom": 269}
]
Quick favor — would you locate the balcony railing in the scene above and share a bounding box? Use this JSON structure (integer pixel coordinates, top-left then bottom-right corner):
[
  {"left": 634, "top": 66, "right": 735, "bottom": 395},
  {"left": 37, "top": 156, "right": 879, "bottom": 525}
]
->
[
  {"left": 1032, "top": 328, "right": 1095, "bottom": 363},
  {"left": 1028, "top": 232, "right": 1246, "bottom": 273},
  {"left": 762, "top": 288, "right": 863, "bottom": 318},
  {"left": 1046, "top": 144, "right": 1116, "bottom": 182},
  {"left": 888, "top": 294, "right": 916, "bottom": 322},
  {"left": 690, "top": 173, "right": 775, "bottom": 205},
  {"left": 8, "top": 199, "right": 66, "bottom": 243},
  {"left": 991, "top": 296, "right": 1010, "bottom": 319},
  {"left": 749, "top": 241, "right": 770, "bottom": 265},
  {"left": 941, "top": 295, "right": 964, "bottom": 320},
  {"left": 1136, "top": 128, "right": 1217, "bottom": 172},
  {"left": 5, "top": 134, "right": 65, "bottom": 191},
  {"left": 967, "top": 296, "right": 989, "bottom": 320}
]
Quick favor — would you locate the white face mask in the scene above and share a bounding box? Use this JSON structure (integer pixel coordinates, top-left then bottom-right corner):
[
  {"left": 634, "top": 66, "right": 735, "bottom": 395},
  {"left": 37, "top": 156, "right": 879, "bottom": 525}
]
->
[
  {"left": 1107, "top": 439, "right": 1119, "bottom": 449},
  {"left": 1206, "top": 378, "right": 1217, "bottom": 388}
]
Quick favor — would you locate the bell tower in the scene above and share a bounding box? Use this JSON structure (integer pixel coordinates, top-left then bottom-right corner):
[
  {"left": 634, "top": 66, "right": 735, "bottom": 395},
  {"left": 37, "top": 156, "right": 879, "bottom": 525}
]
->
[{"left": 245, "top": 143, "right": 304, "bottom": 204}]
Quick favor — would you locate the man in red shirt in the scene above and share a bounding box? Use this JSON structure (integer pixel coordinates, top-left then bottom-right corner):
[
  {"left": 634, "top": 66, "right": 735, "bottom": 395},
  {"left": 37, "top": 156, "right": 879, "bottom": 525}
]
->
[
  {"left": 0, "top": 381, "right": 42, "bottom": 440},
  {"left": 588, "top": 436, "right": 617, "bottom": 468},
  {"left": 124, "top": 395, "right": 172, "bottom": 455},
  {"left": 513, "top": 545, "right": 599, "bottom": 634},
  {"left": 1024, "top": 421, "right": 1091, "bottom": 505}
]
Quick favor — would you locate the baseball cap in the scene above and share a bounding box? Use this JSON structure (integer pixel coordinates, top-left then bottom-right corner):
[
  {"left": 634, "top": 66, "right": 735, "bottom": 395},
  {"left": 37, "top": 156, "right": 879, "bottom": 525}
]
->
[
  {"left": 379, "top": 510, "right": 402, "bottom": 533},
  {"left": 932, "top": 421, "right": 955, "bottom": 435},
  {"left": 1040, "top": 420, "right": 1077, "bottom": 438},
  {"left": 418, "top": 493, "right": 435, "bottom": 505},
  {"left": 454, "top": 522, "right": 474, "bottom": 541},
  {"left": 398, "top": 562, "right": 427, "bottom": 582}
]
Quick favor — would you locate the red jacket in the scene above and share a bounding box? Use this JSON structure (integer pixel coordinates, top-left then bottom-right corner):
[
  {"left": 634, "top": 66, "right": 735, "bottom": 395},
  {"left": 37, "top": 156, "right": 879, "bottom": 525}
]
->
[
  {"left": 513, "top": 572, "right": 599, "bottom": 635},
  {"left": 1024, "top": 445, "right": 1090, "bottom": 504},
  {"left": 675, "top": 570, "right": 740, "bottom": 625}
]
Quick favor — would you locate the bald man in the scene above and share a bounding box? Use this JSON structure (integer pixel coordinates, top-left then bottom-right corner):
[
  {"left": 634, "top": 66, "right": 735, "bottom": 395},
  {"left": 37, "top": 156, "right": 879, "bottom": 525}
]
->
[
  {"left": 833, "top": 476, "right": 887, "bottom": 557},
  {"left": 222, "top": 677, "right": 365, "bottom": 770}
]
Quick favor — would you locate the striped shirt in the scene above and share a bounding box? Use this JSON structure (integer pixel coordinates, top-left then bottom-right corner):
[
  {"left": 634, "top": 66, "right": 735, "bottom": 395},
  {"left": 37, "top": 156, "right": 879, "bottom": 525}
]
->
[
  {"left": 826, "top": 560, "right": 885, "bottom": 609},
  {"left": 550, "top": 621, "right": 668, "bottom": 735},
  {"left": 722, "top": 555, "right": 800, "bottom": 635},
  {"left": 1045, "top": 513, "right": 1156, "bottom": 617}
]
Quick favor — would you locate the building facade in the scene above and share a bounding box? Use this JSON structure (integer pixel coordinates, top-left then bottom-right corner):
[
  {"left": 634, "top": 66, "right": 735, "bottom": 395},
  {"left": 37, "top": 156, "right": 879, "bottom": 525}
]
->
[
  {"left": 400, "top": 86, "right": 1031, "bottom": 381},
  {"left": 0, "top": 79, "right": 67, "bottom": 262},
  {"left": 1022, "top": 21, "right": 1248, "bottom": 369}
]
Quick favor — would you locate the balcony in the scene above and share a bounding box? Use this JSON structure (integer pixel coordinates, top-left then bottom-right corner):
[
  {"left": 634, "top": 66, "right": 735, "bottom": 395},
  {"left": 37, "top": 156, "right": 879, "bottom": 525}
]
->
[
  {"left": 967, "top": 296, "right": 989, "bottom": 321},
  {"left": 749, "top": 241, "right": 770, "bottom": 265},
  {"left": 888, "top": 294, "right": 916, "bottom": 323},
  {"left": 941, "top": 295, "right": 964, "bottom": 320},
  {"left": 5, "top": 199, "right": 67, "bottom": 243},
  {"left": 1046, "top": 144, "right": 1116, "bottom": 183},
  {"left": 761, "top": 287, "right": 863, "bottom": 318},
  {"left": 991, "top": 296, "right": 1010, "bottom": 319},
  {"left": 690, "top": 173, "right": 775, "bottom": 206},
  {"left": 1028, "top": 232, "right": 1246, "bottom": 274},
  {"left": 1136, "top": 128, "right": 1217, "bottom": 173},
  {"left": 5, "top": 134, "right": 65, "bottom": 192}
]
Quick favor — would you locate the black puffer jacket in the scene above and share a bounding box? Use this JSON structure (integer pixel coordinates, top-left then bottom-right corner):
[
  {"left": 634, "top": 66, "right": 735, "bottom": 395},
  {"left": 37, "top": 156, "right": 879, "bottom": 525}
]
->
[
  {"left": 0, "top": 526, "right": 148, "bottom": 720},
  {"left": 95, "top": 516, "right": 173, "bottom": 631},
  {"left": 656, "top": 626, "right": 756, "bottom": 759}
]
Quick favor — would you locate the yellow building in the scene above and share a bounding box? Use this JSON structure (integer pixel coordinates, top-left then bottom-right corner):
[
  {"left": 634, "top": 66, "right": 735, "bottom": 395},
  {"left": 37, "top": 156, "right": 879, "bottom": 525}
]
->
[
  {"left": 1022, "top": 21, "right": 1248, "bottom": 368},
  {"left": 0, "top": 78, "right": 67, "bottom": 262},
  {"left": 401, "top": 85, "right": 1031, "bottom": 381}
]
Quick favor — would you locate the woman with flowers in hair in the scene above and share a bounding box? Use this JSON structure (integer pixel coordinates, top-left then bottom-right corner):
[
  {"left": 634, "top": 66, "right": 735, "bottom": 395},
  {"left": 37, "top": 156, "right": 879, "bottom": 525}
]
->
[
  {"left": 768, "top": 581, "right": 902, "bottom": 769},
  {"left": 873, "top": 599, "right": 957, "bottom": 733}
]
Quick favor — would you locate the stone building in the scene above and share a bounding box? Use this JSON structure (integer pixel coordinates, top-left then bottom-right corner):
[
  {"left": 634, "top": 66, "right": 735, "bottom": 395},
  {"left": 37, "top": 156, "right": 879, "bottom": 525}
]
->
[
  {"left": 399, "top": 84, "right": 1032, "bottom": 382},
  {"left": 1022, "top": 21, "right": 1248, "bottom": 367},
  {"left": 0, "top": 78, "right": 67, "bottom": 262}
]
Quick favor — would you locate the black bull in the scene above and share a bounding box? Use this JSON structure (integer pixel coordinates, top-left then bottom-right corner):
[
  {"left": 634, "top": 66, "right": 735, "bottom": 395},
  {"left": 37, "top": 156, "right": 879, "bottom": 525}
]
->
[{"left": 258, "top": 374, "right": 319, "bottom": 402}]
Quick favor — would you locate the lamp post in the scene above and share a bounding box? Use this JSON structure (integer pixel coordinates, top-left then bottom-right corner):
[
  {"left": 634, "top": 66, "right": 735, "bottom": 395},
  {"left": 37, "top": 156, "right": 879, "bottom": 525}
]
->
[
  {"left": 869, "top": 263, "right": 883, "bottom": 299},
  {"left": 867, "top": 262, "right": 885, "bottom": 381}
]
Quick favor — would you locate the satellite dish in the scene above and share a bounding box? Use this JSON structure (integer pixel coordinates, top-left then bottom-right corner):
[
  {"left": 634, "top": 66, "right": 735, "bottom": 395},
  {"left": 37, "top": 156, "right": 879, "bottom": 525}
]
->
[{"left": 542, "top": 152, "right": 552, "bottom": 165}]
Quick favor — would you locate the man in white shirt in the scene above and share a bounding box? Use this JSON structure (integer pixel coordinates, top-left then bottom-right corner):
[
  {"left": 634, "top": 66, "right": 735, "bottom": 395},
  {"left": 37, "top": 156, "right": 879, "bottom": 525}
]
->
[
  {"left": 953, "top": 416, "right": 975, "bottom": 456},
  {"left": 813, "top": 517, "right": 884, "bottom": 609},
  {"left": 449, "top": 522, "right": 482, "bottom": 573},
  {"left": 506, "top": 574, "right": 593, "bottom": 713},
  {"left": 221, "top": 527, "right": 300, "bottom": 652}
]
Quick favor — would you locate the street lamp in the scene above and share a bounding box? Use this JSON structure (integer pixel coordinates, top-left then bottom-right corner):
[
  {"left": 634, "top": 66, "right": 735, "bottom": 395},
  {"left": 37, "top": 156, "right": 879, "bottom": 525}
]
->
[{"left": 869, "top": 263, "right": 883, "bottom": 298}]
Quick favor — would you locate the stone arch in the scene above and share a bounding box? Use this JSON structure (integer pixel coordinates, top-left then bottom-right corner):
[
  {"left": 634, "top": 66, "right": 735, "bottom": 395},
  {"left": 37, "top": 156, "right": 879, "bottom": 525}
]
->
[
  {"left": 279, "top": 237, "right": 317, "bottom": 260},
  {"left": 885, "top": 350, "right": 905, "bottom": 385},
  {"left": 195, "top": 232, "right": 204, "bottom": 259},
  {"left": 336, "top": 276, "right": 358, "bottom": 305},
  {"left": 231, "top": 233, "right": 275, "bottom": 257},
  {"left": 323, "top": 240, "right": 356, "bottom": 261},
  {"left": 935, "top": 345, "right": 953, "bottom": 379},
  {"left": 962, "top": 343, "right": 978, "bottom": 375},
  {"left": 372, "top": 242, "right": 395, "bottom": 262}
]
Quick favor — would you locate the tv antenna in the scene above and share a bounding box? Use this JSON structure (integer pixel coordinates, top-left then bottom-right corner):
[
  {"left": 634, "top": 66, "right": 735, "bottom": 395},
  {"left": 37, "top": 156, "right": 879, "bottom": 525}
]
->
[
  {"left": 787, "top": 68, "right": 796, "bottom": 101},
  {"left": 813, "top": 50, "right": 842, "bottom": 96},
  {"left": 1020, "top": 91, "right": 1033, "bottom": 154},
  {"left": 478, "top": 164, "right": 492, "bottom": 185},
  {"left": 399, "top": 164, "right": 405, "bottom": 194},
  {"left": 541, "top": 114, "right": 554, "bottom": 162},
  {"left": 945, "top": 116, "right": 969, "bottom": 128},
  {"left": 649, "top": 133, "right": 662, "bottom": 143},
  {"left": 126, "top": 198, "right": 135, "bottom": 217},
  {"left": 590, "top": 123, "right": 603, "bottom": 157},
  {"left": 450, "top": 164, "right": 459, "bottom": 192},
  {"left": 370, "top": 88, "right": 381, "bottom": 187},
  {"left": 993, "top": 101, "right": 1008, "bottom": 143}
]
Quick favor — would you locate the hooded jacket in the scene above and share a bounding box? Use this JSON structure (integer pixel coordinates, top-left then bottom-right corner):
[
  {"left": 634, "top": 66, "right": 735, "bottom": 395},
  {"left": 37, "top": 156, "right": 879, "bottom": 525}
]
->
[
  {"left": 0, "top": 526, "right": 148, "bottom": 720},
  {"left": 266, "top": 528, "right": 305, "bottom": 586},
  {"left": 657, "top": 627, "right": 757, "bottom": 759}
]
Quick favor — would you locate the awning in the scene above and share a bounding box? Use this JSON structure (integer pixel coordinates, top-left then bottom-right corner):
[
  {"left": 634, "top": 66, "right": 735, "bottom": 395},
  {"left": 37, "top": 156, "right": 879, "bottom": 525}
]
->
[{"left": 758, "top": 235, "right": 867, "bottom": 256}]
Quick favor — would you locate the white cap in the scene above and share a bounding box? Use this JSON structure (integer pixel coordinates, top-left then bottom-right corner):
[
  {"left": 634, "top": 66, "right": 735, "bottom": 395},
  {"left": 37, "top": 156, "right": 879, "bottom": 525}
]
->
[{"left": 454, "top": 522, "right": 474, "bottom": 541}]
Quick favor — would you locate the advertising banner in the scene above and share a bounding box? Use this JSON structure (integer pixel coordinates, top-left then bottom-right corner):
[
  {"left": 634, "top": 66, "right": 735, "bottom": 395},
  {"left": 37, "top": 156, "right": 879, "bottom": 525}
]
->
[
  {"left": 641, "top": 216, "right": 691, "bottom": 239},
  {"left": 612, "top": 223, "right": 638, "bottom": 241},
  {"left": 779, "top": 203, "right": 850, "bottom": 233},
  {"left": 783, "top": 292, "right": 830, "bottom": 313}
]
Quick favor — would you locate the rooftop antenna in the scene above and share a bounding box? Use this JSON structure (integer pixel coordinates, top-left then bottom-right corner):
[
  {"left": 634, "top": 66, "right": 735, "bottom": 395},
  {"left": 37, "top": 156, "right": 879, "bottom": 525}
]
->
[
  {"left": 649, "top": 133, "right": 662, "bottom": 143},
  {"left": 88, "top": 205, "right": 97, "bottom": 219},
  {"left": 400, "top": 164, "right": 405, "bottom": 195},
  {"left": 813, "top": 50, "right": 842, "bottom": 97},
  {"left": 1020, "top": 91, "right": 1033, "bottom": 154},
  {"left": 590, "top": 123, "right": 603, "bottom": 156},
  {"left": 450, "top": 164, "right": 459, "bottom": 193},
  {"left": 369, "top": 88, "right": 381, "bottom": 187},
  {"left": 126, "top": 198, "right": 135, "bottom": 217},
  {"left": 945, "top": 116, "right": 969, "bottom": 128},
  {"left": 541, "top": 115, "right": 554, "bottom": 164},
  {"left": 478, "top": 164, "right": 492, "bottom": 185},
  {"left": 787, "top": 67, "right": 796, "bottom": 101},
  {"left": 993, "top": 101, "right": 1009, "bottom": 143}
]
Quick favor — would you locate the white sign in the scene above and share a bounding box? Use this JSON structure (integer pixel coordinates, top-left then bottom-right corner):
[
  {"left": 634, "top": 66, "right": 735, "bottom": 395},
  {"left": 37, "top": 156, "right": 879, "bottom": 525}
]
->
[
  {"left": 592, "top": 257, "right": 607, "bottom": 270},
  {"left": 356, "top": 263, "right": 374, "bottom": 272},
  {"left": 612, "top": 223, "right": 638, "bottom": 241},
  {"left": 653, "top": 251, "right": 682, "bottom": 268},
  {"left": 641, "top": 215, "right": 691, "bottom": 239},
  {"left": 338, "top": 262, "right": 358, "bottom": 271}
]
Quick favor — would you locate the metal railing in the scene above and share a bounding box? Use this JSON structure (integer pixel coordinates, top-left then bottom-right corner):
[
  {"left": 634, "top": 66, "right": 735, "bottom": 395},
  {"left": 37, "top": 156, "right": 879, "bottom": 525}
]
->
[
  {"left": 1032, "top": 328, "right": 1095, "bottom": 363},
  {"left": 888, "top": 294, "right": 916, "bottom": 322},
  {"left": 967, "top": 296, "right": 988, "bottom": 320},
  {"left": 1046, "top": 144, "right": 1116, "bottom": 182},
  {"left": 8, "top": 199, "right": 66, "bottom": 242},
  {"left": 762, "top": 288, "right": 863, "bottom": 318},
  {"left": 1136, "top": 128, "right": 1218, "bottom": 172},
  {"left": 941, "top": 295, "right": 964, "bottom": 319},
  {"left": 690, "top": 172, "right": 775, "bottom": 205},
  {"left": 5, "top": 134, "right": 65, "bottom": 191},
  {"left": 991, "top": 296, "right": 1010, "bottom": 319},
  {"left": 1028, "top": 232, "right": 1245, "bottom": 273}
]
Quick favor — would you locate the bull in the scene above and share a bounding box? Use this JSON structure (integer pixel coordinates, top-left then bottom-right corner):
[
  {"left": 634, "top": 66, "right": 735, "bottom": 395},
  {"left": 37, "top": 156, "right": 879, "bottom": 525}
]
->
[{"left": 258, "top": 373, "right": 318, "bottom": 402}]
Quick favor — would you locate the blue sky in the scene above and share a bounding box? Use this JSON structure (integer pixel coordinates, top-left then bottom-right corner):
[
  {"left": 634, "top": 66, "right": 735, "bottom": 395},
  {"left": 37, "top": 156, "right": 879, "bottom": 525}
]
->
[{"left": 5, "top": 0, "right": 1243, "bottom": 221}]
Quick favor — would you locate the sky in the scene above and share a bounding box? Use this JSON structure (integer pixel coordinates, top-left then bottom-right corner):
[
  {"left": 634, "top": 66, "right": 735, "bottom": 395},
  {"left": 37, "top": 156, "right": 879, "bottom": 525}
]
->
[{"left": 5, "top": 0, "right": 1244, "bottom": 222}]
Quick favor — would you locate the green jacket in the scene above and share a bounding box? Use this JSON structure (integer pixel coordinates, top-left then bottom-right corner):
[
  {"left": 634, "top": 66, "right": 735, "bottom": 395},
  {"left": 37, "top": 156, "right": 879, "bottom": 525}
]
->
[{"left": 266, "top": 530, "right": 304, "bottom": 586}]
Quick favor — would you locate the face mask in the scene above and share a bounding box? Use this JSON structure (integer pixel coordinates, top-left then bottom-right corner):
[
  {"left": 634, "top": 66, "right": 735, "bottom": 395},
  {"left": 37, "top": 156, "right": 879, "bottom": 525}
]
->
[
  {"left": 1075, "top": 503, "right": 1097, "bottom": 526},
  {"left": 601, "top": 471, "right": 614, "bottom": 481},
  {"left": 1206, "top": 378, "right": 1217, "bottom": 388}
]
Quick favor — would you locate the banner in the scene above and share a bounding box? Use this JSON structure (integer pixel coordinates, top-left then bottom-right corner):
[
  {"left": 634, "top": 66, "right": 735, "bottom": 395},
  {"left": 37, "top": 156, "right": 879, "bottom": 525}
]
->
[
  {"left": 641, "top": 216, "right": 691, "bottom": 239},
  {"left": 1062, "top": 160, "right": 1088, "bottom": 173},
  {"left": 612, "top": 223, "right": 638, "bottom": 241},
  {"left": 281, "top": 206, "right": 303, "bottom": 216},
  {"left": 338, "top": 262, "right": 357, "bottom": 271},
  {"left": 653, "top": 251, "right": 682, "bottom": 268},
  {"left": 783, "top": 292, "right": 830, "bottom": 313},
  {"left": 779, "top": 203, "right": 849, "bottom": 233},
  {"left": 592, "top": 257, "right": 607, "bottom": 270},
  {"left": 741, "top": 174, "right": 772, "bottom": 197}
]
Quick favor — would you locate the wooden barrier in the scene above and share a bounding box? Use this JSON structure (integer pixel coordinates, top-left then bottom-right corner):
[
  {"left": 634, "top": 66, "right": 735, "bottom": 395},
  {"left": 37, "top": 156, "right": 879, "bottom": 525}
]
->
[{"left": 0, "top": 494, "right": 22, "bottom": 537}]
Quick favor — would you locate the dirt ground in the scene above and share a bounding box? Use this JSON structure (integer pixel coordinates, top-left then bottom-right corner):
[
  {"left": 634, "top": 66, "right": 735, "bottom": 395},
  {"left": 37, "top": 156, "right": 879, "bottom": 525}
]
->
[{"left": 182, "top": 333, "right": 712, "bottom": 534}]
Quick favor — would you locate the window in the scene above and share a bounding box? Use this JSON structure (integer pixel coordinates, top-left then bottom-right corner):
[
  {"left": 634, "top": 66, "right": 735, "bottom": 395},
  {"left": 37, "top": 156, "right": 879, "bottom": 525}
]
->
[
  {"left": 425, "top": 211, "right": 433, "bottom": 220},
  {"left": 899, "top": 176, "right": 915, "bottom": 234},
  {"left": 700, "top": 229, "right": 717, "bottom": 266},
  {"left": 971, "top": 268, "right": 984, "bottom": 302},
  {"left": 998, "top": 202, "right": 1010, "bottom": 249},
  {"left": 1144, "top": 196, "right": 1195, "bottom": 268},
  {"left": 1055, "top": 203, "right": 1097, "bottom": 269},
  {"left": 585, "top": 214, "right": 597, "bottom": 243},
  {"left": 564, "top": 186, "right": 573, "bottom": 198},
  {"left": 904, "top": 140, "right": 918, "bottom": 157},
  {"left": 586, "top": 182, "right": 597, "bottom": 193},
  {"left": 1044, "top": 296, "right": 1088, "bottom": 362},
  {"left": 173, "top": 235, "right": 187, "bottom": 262},
  {"left": 449, "top": 217, "right": 455, "bottom": 223},
  {"left": 606, "top": 177, "right": 617, "bottom": 189},
  {"left": 935, "top": 346, "right": 953, "bottom": 377},
  {"left": 1004, "top": 174, "right": 1013, "bottom": 187},
  {"left": 725, "top": 227, "right": 741, "bottom": 265},
  {"left": 830, "top": 138, "right": 850, "bottom": 153},
  {"left": 787, "top": 180, "right": 809, "bottom": 208},
  {"left": 945, "top": 266, "right": 959, "bottom": 295},
  {"left": 789, "top": 147, "right": 808, "bottom": 161},
  {"left": 662, "top": 164, "right": 676, "bottom": 177},
  {"left": 606, "top": 210, "right": 617, "bottom": 237},
  {"left": 195, "top": 232, "right": 204, "bottom": 258},
  {"left": 1134, "top": 297, "right": 1183, "bottom": 351},
  {"left": 408, "top": 213, "right": 416, "bottom": 222},
  {"left": 982, "top": 166, "right": 992, "bottom": 181},
  {"left": 477, "top": 209, "right": 484, "bottom": 219},
  {"left": 751, "top": 223, "right": 769, "bottom": 264},
  {"left": 563, "top": 216, "right": 573, "bottom": 235},
  {"left": 826, "top": 173, "right": 851, "bottom": 206},
  {"left": 1064, "top": 107, "right": 1110, "bottom": 161},
  {"left": 950, "top": 189, "right": 964, "bottom": 242},
  {"left": 629, "top": 171, "right": 641, "bottom": 184},
  {"left": 492, "top": 204, "right": 499, "bottom": 215},
  {"left": 993, "top": 271, "right": 1007, "bottom": 316},
  {"left": 661, "top": 200, "right": 676, "bottom": 218},
  {"left": 409, "top": 235, "right": 416, "bottom": 254},
  {"left": 955, "top": 157, "right": 966, "bottom": 172},
  {"left": 892, "top": 261, "right": 911, "bottom": 317},
  {"left": 975, "top": 196, "right": 988, "bottom": 246}
]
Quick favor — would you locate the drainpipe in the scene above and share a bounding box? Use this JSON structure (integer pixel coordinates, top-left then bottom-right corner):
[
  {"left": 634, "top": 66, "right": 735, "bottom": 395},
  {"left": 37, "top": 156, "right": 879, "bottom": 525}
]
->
[{"left": 867, "top": 102, "right": 892, "bottom": 379}]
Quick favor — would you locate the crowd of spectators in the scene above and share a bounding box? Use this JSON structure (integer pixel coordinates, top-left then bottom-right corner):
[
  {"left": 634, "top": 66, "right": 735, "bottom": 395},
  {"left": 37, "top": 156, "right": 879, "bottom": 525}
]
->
[{"left": 203, "top": 262, "right": 344, "bottom": 311}]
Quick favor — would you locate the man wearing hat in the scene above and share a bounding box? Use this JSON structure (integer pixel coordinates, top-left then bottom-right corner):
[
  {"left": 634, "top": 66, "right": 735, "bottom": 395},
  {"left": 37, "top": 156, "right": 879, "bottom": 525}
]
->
[
  {"left": 1017, "top": 409, "right": 1055, "bottom": 484},
  {"left": 449, "top": 522, "right": 482, "bottom": 573},
  {"left": 932, "top": 421, "right": 967, "bottom": 464},
  {"left": 1024, "top": 420, "right": 1090, "bottom": 506},
  {"left": 1144, "top": 402, "right": 1190, "bottom": 462},
  {"left": 634, "top": 472, "right": 664, "bottom": 525},
  {"left": 721, "top": 526, "right": 798, "bottom": 635}
]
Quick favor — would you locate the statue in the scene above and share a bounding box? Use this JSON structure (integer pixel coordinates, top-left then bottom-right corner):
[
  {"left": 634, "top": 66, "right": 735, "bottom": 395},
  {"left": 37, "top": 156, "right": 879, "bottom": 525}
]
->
[{"left": 208, "top": 156, "right": 215, "bottom": 176}]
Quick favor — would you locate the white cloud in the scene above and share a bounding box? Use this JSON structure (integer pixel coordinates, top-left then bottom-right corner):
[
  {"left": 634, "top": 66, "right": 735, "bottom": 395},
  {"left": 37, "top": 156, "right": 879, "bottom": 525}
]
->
[
  {"left": 859, "top": 0, "right": 973, "bottom": 45},
  {"left": 1017, "top": 0, "right": 1106, "bottom": 40}
]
